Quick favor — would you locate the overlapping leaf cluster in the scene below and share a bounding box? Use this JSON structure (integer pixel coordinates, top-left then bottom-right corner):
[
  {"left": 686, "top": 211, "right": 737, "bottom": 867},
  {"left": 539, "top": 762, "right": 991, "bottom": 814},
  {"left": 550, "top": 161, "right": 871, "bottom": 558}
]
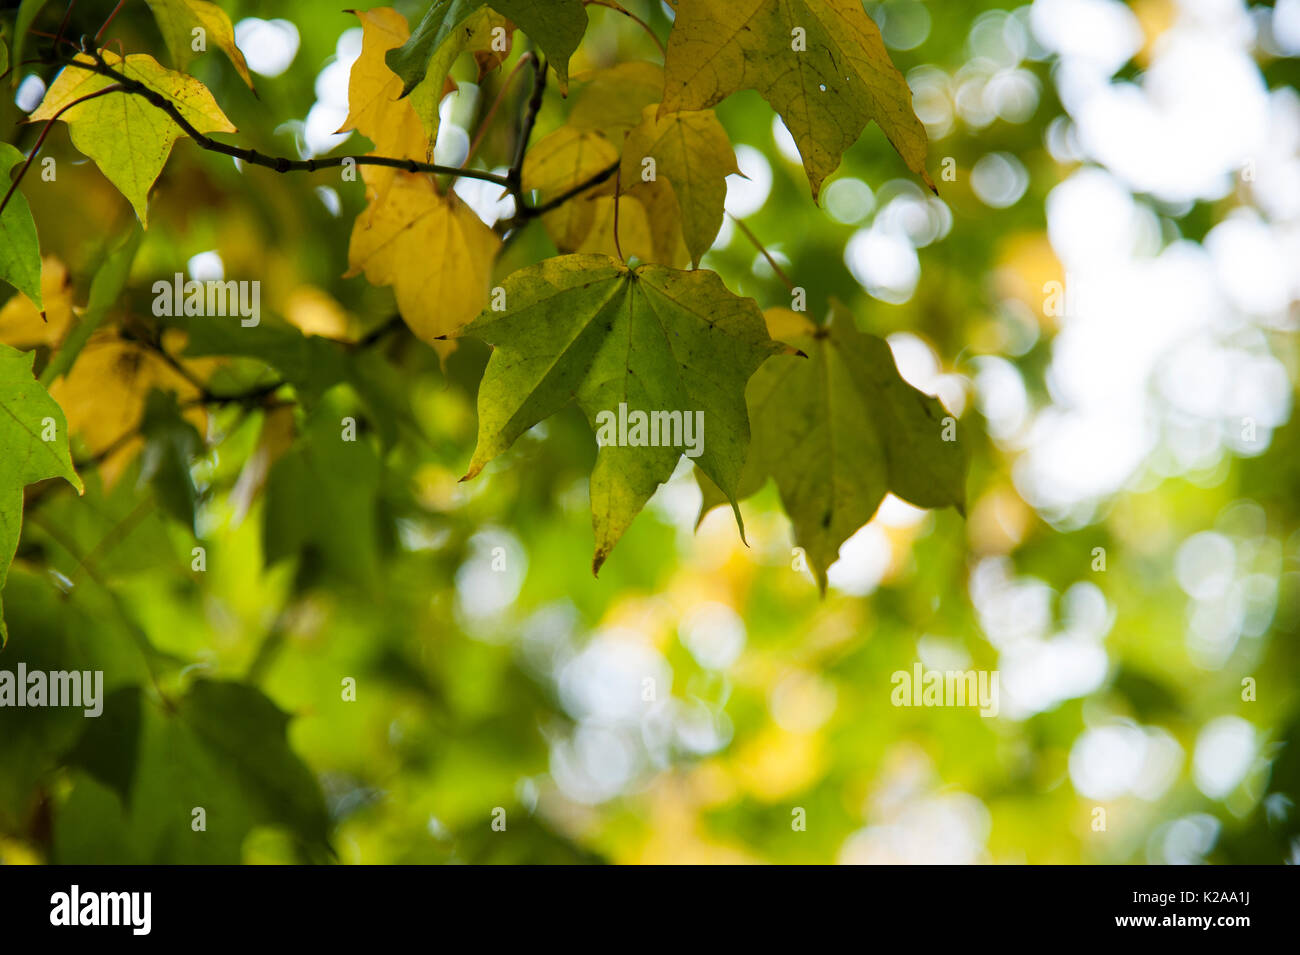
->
[
  {"left": 3, "top": 0, "right": 962, "bottom": 584},
  {"left": 0, "top": 0, "right": 969, "bottom": 862}
]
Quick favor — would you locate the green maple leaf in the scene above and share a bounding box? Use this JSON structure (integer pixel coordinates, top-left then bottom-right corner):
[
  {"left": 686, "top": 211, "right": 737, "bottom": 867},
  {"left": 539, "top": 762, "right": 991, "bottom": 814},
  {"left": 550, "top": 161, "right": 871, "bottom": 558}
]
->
[
  {"left": 698, "top": 304, "right": 967, "bottom": 591},
  {"left": 388, "top": 0, "right": 588, "bottom": 96},
  {"left": 0, "top": 344, "right": 82, "bottom": 645},
  {"left": 459, "top": 253, "right": 788, "bottom": 573},
  {"left": 661, "top": 0, "right": 932, "bottom": 197},
  {"left": 0, "top": 143, "right": 43, "bottom": 311}
]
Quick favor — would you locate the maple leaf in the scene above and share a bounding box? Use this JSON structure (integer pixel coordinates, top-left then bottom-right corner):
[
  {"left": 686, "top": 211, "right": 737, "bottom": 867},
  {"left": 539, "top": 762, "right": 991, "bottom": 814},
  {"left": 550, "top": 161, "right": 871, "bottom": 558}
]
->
[
  {"left": 0, "top": 344, "right": 81, "bottom": 644},
  {"left": 346, "top": 170, "right": 500, "bottom": 346},
  {"left": 522, "top": 121, "right": 691, "bottom": 266},
  {"left": 661, "top": 0, "right": 931, "bottom": 197},
  {"left": 142, "top": 0, "right": 256, "bottom": 89},
  {"left": 568, "top": 61, "right": 666, "bottom": 136},
  {"left": 620, "top": 104, "right": 738, "bottom": 266},
  {"left": 522, "top": 126, "right": 619, "bottom": 249},
  {"left": 337, "top": 5, "right": 431, "bottom": 199},
  {"left": 697, "top": 305, "right": 968, "bottom": 591},
  {"left": 29, "top": 51, "right": 236, "bottom": 225},
  {"left": 48, "top": 335, "right": 205, "bottom": 487},
  {"left": 458, "top": 253, "right": 789, "bottom": 572}
]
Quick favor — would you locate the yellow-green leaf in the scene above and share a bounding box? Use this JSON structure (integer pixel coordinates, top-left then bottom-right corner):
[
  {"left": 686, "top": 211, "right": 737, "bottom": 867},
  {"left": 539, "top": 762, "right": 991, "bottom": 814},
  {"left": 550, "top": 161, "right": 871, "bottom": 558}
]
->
[
  {"left": 459, "top": 254, "right": 787, "bottom": 572},
  {"left": 698, "top": 304, "right": 967, "bottom": 591},
  {"left": 29, "top": 52, "right": 236, "bottom": 226},
  {"left": 407, "top": 6, "right": 512, "bottom": 151},
  {"left": 620, "top": 104, "right": 738, "bottom": 266},
  {"left": 661, "top": 0, "right": 931, "bottom": 197},
  {"left": 143, "top": 0, "right": 256, "bottom": 89}
]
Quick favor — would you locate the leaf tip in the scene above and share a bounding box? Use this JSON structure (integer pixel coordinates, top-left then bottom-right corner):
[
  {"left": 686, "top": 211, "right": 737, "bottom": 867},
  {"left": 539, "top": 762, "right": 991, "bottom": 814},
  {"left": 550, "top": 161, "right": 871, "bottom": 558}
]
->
[{"left": 730, "top": 500, "right": 749, "bottom": 547}]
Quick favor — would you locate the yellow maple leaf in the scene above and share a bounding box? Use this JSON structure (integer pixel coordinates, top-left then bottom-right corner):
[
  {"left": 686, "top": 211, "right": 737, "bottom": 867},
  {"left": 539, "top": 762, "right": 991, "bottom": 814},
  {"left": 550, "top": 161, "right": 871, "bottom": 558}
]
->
[
  {"left": 49, "top": 335, "right": 205, "bottom": 486},
  {"left": 0, "top": 258, "right": 74, "bottom": 348},
  {"left": 620, "top": 104, "right": 738, "bottom": 266},
  {"left": 569, "top": 61, "right": 665, "bottom": 136},
  {"left": 338, "top": 7, "right": 430, "bottom": 177},
  {"left": 522, "top": 126, "right": 619, "bottom": 250},
  {"left": 346, "top": 171, "right": 500, "bottom": 345}
]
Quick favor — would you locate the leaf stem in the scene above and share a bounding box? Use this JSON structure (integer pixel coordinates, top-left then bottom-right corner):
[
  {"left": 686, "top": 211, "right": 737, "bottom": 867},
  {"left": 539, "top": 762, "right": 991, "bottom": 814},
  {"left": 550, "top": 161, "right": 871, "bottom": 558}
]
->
[
  {"left": 730, "top": 214, "right": 795, "bottom": 292},
  {"left": 95, "top": 0, "right": 128, "bottom": 42},
  {"left": 612, "top": 164, "right": 625, "bottom": 262}
]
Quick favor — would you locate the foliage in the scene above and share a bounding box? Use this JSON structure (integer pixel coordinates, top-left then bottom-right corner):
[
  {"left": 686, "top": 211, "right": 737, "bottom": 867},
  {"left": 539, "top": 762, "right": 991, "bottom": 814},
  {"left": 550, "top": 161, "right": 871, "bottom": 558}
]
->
[{"left": 0, "top": 0, "right": 1296, "bottom": 866}]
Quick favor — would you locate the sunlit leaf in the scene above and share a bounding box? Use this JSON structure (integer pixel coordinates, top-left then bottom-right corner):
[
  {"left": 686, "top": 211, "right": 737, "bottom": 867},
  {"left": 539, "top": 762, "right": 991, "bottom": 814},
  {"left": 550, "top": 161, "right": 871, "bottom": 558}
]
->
[
  {"left": 29, "top": 51, "right": 236, "bottom": 225},
  {"left": 143, "top": 0, "right": 256, "bottom": 89},
  {"left": 661, "top": 0, "right": 931, "bottom": 196},
  {"left": 698, "top": 305, "right": 967, "bottom": 590},
  {"left": 459, "top": 253, "right": 788, "bottom": 572}
]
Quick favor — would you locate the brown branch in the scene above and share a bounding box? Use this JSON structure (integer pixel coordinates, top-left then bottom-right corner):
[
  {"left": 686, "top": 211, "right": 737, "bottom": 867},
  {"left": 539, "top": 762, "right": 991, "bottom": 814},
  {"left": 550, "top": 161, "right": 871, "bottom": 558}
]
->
[
  {"left": 503, "top": 54, "right": 547, "bottom": 224},
  {"left": 37, "top": 49, "right": 605, "bottom": 233},
  {"left": 62, "top": 51, "right": 512, "bottom": 187}
]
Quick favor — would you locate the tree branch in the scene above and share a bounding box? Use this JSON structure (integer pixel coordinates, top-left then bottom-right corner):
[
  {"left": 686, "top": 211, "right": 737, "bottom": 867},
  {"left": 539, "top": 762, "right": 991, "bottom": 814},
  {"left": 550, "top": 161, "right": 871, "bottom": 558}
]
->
[
  {"left": 503, "top": 54, "right": 548, "bottom": 224},
  {"left": 67, "top": 50, "right": 512, "bottom": 187}
]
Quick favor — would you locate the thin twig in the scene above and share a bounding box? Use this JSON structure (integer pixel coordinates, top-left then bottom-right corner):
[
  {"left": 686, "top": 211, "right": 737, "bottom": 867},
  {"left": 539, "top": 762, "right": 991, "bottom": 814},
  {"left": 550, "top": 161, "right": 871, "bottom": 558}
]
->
[
  {"left": 95, "top": 0, "right": 129, "bottom": 42},
  {"left": 583, "top": 0, "right": 666, "bottom": 58},
  {"left": 53, "top": 0, "right": 78, "bottom": 53},
  {"left": 530, "top": 160, "right": 619, "bottom": 216},
  {"left": 0, "top": 82, "right": 124, "bottom": 216},
  {"left": 504, "top": 55, "right": 547, "bottom": 219},
  {"left": 31, "top": 48, "right": 612, "bottom": 232},
  {"left": 731, "top": 213, "right": 795, "bottom": 292},
  {"left": 465, "top": 52, "right": 534, "bottom": 165}
]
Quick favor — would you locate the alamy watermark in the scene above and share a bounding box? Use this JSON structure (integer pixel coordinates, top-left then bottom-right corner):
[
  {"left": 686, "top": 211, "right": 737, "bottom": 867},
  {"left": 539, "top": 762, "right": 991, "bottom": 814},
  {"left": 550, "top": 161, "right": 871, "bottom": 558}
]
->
[
  {"left": 595, "top": 403, "right": 704, "bottom": 458},
  {"left": 152, "top": 273, "right": 260, "bottom": 327},
  {"left": 50, "top": 885, "right": 151, "bottom": 935},
  {"left": 0, "top": 665, "right": 103, "bottom": 717},
  {"left": 891, "top": 663, "right": 999, "bottom": 718}
]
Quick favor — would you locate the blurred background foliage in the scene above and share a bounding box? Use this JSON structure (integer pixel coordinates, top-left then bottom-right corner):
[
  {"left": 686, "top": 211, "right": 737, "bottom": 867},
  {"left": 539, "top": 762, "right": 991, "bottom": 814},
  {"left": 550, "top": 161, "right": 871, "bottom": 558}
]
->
[{"left": 1, "top": 0, "right": 1299, "bottom": 864}]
